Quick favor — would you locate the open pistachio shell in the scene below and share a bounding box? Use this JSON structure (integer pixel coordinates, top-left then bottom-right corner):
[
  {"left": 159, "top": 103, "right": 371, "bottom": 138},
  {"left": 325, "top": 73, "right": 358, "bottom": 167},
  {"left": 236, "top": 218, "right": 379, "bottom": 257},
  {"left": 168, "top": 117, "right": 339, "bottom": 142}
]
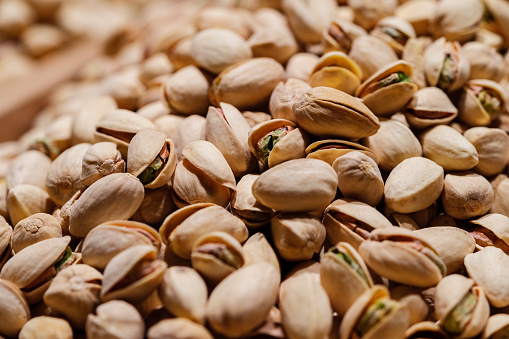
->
[
  {"left": 356, "top": 61, "right": 417, "bottom": 117},
  {"left": 8, "top": 184, "right": 54, "bottom": 227},
  {"left": 432, "top": 0, "right": 483, "bottom": 43},
  {"left": 405, "top": 321, "right": 448, "bottom": 339},
  {"left": 0, "top": 217, "right": 12, "bottom": 270},
  {"left": 6, "top": 150, "right": 51, "bottom": 192},
  {"left": 371, "top": 16, "right": 416, "bottom": 56},
  {"left": 322, "top": 20, "right": 367, "bottom": 54},
  {"left": 231, "top": 174, "right": 275, "bottom": 228},
  {"left": 482, "top": 314, "right": 509, "bottom": 339},
  {"left": 86, "top": 300, "right": 145, "bottom": 339},
  {"left": 80, "top": 142, "right": 125, "bottom": 187},
  {"left": 147, "top": 318, "right": 213, "bottom": 339},
  {"left": 469, "top": 213, "right": 509, "bottom": 252},
  {"left": 13, "top": 213, "right": 61, "bottom": 254},
  {"left": 0, "top": 278, "right": 30, "bottom": 338},
  {"left": 395, "top": 0, "right": 436, "bottom": 36},
  {"left": 306, "top": 139, "right": 377, "bottom": 166},
  {"left": 19, "top": 316, "right": 73, "bottom": 339},
  {"left": 459, "top": 79, "right": 507, "bottom": 127},
  {"left": 269, "top": 78, "right": 311, "bottom": 122},
  {"left": 309, "top": 51, "right": 363, "bottom": 95},
  {"left": 127, "top": 129, "right": 177, "bottom": 189},
  {"left": 405, "top": 87, "right": 458, "bottom": 129}
]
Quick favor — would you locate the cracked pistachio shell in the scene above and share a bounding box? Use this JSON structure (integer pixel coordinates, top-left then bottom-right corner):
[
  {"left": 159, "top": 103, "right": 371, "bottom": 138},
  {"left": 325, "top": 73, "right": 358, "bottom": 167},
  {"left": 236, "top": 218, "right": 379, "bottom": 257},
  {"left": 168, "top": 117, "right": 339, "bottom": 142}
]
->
[
  {"left": 464, "top": 127, "right": 509, "bottom": 177},
  {"left": 293, "top": 87, "right": 379, "bottom": 139},
  {"left": 340, "top": 285, "right": 409, "bottom": 339},
  {"left": 191, "top": 28, "right": 252, "bottom": 74},
  {"left": 280, "top": 272, "right": 332, "bottom": 339},
  {"left": 482, "top": 314, "right": 509, "bottom": 339},
  {"left": 349, "top": 0, "right": 397, "bottom": 31},
  {"left": 209, "top": 57, "right": 284, "bottom": 110},
  {"left": 127, "top": 129, "right": 177, "bottom": 189},
  {"left": 404, "top": 321, "right": 449, "bottom": 339},
  {"left": 390, "top": 286, "right": 429, "bottom": 327},
  {"left": 86, "top": 300, "right": 144, "bottom": 339},
  {"left": 19, "top": 316, "right": 72, "bottom": 339},
  {"left": 207, "top": 263, "right": 280, "bottom": 337},
  {"left": 435, "top": 274, "right": 489, "bottom": 338},
  {"left": 323, "top": 198, "right": 394, "bottom": 250},
  {"left": 101, "top": 245, "right": 167, "bottom": 304},
  {"left": 322, "top": 20, "right": 367, "bottom": 54},
  {"left": 81, "top": 220, "right": 161, "bottom": 270},
  {"left": 69, "top": 173, "right": 144, "bottom": 238},
  {"left": 6, "top": 150, "right": 51, "bottom": 191},
  {"left": 80, "top": 142, "right": 125, "bottom": 187},
  {"left": 148, "top": 318, "right": 213, "bottom": 339},
  {"left": 130, "top": 184, "right": 177, "bottom": 226},
  {"left": 248, "top": 119, "right": 309, "bottom": 168},
  {"left": 94, "top": 109, "right": 155, "bottom": 158},
  {"left": 206, "top": 103, "right": 256, "bottom": 177},
  {"left": 0, "top": 278, "right": 30, "bottom": 338},
  {"left": 395, "top": 0, "right": 436, "bottom": 36},
  {"left": 252, "top": 158, "right": 337, "bottom": 212},
  {"left": 356, "top": 61, "right": 418, "bottom": 117},
  {"left": 231, "top": 174, "right": 275, "bottom": 228},
  {"left": 405, "top": 87, "right": 458, "bottom": 129},
  {"left": 269, "top": 79, "right": 311, "bottom": 122},
  {"left": 362, "top": 119, "right": 422, "bottom": 171},
  {"left": 348, "top": 36, "right": 399, "bottom": 81},
  {"left": 470, "top": 213, "right": 509, "bottom": 251},
  {"left": 371, "top": 16, "right": 416, "bottom": 56},
  {"left": 0, "top": 216, "right": 12, "bottom": 270},
  {"left": 309, "top": 51, "right": 363, "bottom": 95},
  {"left": 7, "top": 184, "right": 54, "bottom": 227},
  {"left": 286, "top": 52, "right": 319, "bottom": 81},
  {"left": 242, "top": 232, "right": 280, "bottom": 271},
  {"left": 463, "top": 42, "right": 505, "bottom": 82},
  {"left": 459, "top": 79, "right": 507, "bottom": 127},
  {"left": 359, "top": 228, "right": 445, "bottom": 287},
  {"left": 160, "top": 203, "right": 248, "bottom": 259},
  {"left": 158, "top": 266, "right": 208, "bottom": 324},
  {"left": 307, "top": 139, "right": 377, "bottom": 167},
  {"left": 320, "top": 242, "right": 374, "bottom": 316},
  {"left": 490, "top": 175, "right": 509, "bottom": 216},
  {"left": 414, "top": 226, "right": 475, "bottom": 275},
  {"left": 46, "top": 143, "right": 90, "bottom": 206},
  {"left": 432, "top": 0, "right": 482, "bottom": 43},
  {"left": 332, "top": 151, "right": 384, "bottom": 207},
  {"left": 13, "top": 213, "right": 61, "bottom": 254},
  {"left": 420, "top": 125, "right": 479, "bottom": 171},
  {"left": 70, "top": 96, "right": 118, "bottom": 145},
  {"left": 442, "top": 172, "right": 494, "bottom": 220},
  {"left": 384, "top": 157, "right": 444, "bottom": 214},
  {"left": 175, "top": 115, "right": 206, "bottom": 161},
  {"left": 43, "top": 264, "right": 102, "bottom": 330}
]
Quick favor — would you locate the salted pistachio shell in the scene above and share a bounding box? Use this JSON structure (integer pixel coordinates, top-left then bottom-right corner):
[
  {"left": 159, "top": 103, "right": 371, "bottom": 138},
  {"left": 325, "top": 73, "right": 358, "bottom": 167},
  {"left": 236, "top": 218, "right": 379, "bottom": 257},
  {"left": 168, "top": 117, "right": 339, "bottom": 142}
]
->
[
  {"left": 371, "top": 16, "right": 416, "bottom": 56},
  {"left": 271, "top": 213, "right": 325, "bottom": 261},
  {"left": 404, "top": 321, "right": 449, "bottom": 339},
  {"left": 482, "top": 314, "right": 509, "bottom": 339},
  {"left": 464, "top": 127, "right": 509, "bottom": 177},
  {"left": 0, "top": 216, "right": 12, "bottom": 269},
  {"left": 359, "top": 228, "right": 445, "bottom": 287},
  {"left": 231, "top": 174, "right": 275, "bottom": 228},
  {"left": 0, "top": 180, "right": 9, "bottom": 222},
  {"left": 6, "top": 150, "right": 51, "bottom": 192},
  {"left": 323, "top": 198, "right": 394, "bottom": 250},
  {"left": 13, "top": 213, "right": 61, "bottom": 254},
  {"left": 405, "top": 87, "right": 458, "bottom": 129},
  {"left": 356, "top": 61, "right": 417, "bottom": 117},
  {"left": 420, "top": 125, "right": 479, "bottom": 171},
  {"left": 19, "top": 316, "right": 73, "bottom": 339},
  {"left": 395, "top": 0, "right": 437, "bottom": 36},
  {"left": 432, "top": 0, "right": 482, "bottom": 43},
  {"left": 71, "top": 95, "right": 117, "bottom": 145},
  {"left": 205, "top": 103, "right": 256, "bottom": 177},
  {"left": 69, "top": 173, "right": 144, "bottom": 238},
  {"left": 147, "top": 318, "right": 213, "bottom": 339},
  {"left": 362, "top": 119, "right": 422, "bottom": 171},
  {"left": 306, "top": 139, "right": 377, "bottom": 167},
  {"left": 384, "top": 157, "right": 444, "bottom": 214},
  {"left": 339, "top": 285, "right": 409, "bottom": 339},
  {"left": 462, "top": 42, "right": 505, "bottom": 82},
  {"left": 320, "top": 242, "right": 374, "bottom": 316},
  {"left": 470, "top": 214, "right": 509, "bottom": 252},
  {"left": 349, "top": 0, "right": 397, "bottom": 31},
  {"left": 309, "top": 51, "right": 363, "bottom": 95},
  {"left": 86, "top": 300, "right": 145, "bottom": 339},
  {"left": 248, "top": 119, "right": 309, "bottom": 168},
  {"left": 0, "top": 278, "right": 30, "bottom": 338},
  {"left": 209, "top": 57, "right": 284, "bottom": 110},
  {"left": 414, "top": 226, "right": 475, "bottom": 274},
  {"left": 459, "top": 79, "right": 507, "bottom": 127},
  {"left": 127, "top": 129, "right": 177, "bottom": 189},
  {"left": 101, "top": 245, "right": 167, "bottom": 304},
  {"left": 43, "top": 264, "right": 102, "bottom": 330},
  {"left": 80, "top": 142, "right": 125, "bottom": 187},
  {"left": 207, "top": 263, "right": 280, "bottom": 337},
  {"left": 7, "top": 185, "right": 54, "bottom": 232},
  {"left": 279, "top": 272, "right": 332, "bottom": 339},
  {"left": 269, "top": 79, "right": 312, "bottom": 122},
  {"left": 435, "top": 274, "right": 489, "bottom": 338},
  {"left": 242, "top": 232, "right": 280, "bottom": 272},
  {"left": 158, "top": 266, "right": 207, "bottom": 324},
  {"left": 252, "top": 158, "right": 337, "bottom": 212},
  {"left": 348, "top": 35, "right": 399, "bottom": 81},
  {"left": 293, "top": 86, "right": 380, "bottom": 139}
]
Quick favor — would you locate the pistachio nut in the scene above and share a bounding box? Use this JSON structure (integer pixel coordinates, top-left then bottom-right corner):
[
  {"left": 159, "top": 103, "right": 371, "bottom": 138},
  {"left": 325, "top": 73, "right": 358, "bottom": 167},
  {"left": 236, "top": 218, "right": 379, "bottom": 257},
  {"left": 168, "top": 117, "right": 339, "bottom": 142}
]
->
[
  {"left": 420, "top": 125, "right": 479, "bottom": 171},
  {"left": 100, "top": 66, "right": 145, "bottom": 111},
  {"left": 154, "top": 114, "right": 184, "bottom": 143},
  {"left": 359, "top": 228, "right": 446, "bottom": 287},
  {"left": 269, "top": 78, "right": 311, "bottom": 122},
  {"left": 309, "top": 51, "right": 363, "bottom": 95},
  {"left": 175, "top": 115, "right": 206, "bottom": 161},
  {"left": 86, "top": 300, "right": 145, "bottom": 339},
  {"left": 402, "top": 38, "right": 428, "bottom": 89},
  {"left": 349, "top": 0, "right": 397, "bottom": 31},
  {"left": 209, "top": 57, "right": 284, "bottom": 110},
  {"left": 293, "top": 86, "right": 380, "bottom": 139},
  {"left": 243, "top": 111, "right": 272, "bottom": 128},
  {"left": 484, "top": 0, "right": 509, "bottom": 47},
  {"left": 231, "top": 174, "right": 275, "bottom": 228},
  {"left": 139, "top": 53, "right": 173, "bottom": 87},
  {"left": 332, "top": 151, "right": 384, "bottom": 207},
  {"left": 286, "top": 52, "right": 319, "bottom": 81},
  {"left": 42, "top": 114, "right": 73, "bottom": 154},
  {"left": 462, "top": 42, "right": 505, "bottom": 82},
  {"left": 207, "top": 262, "right": 280, "bottom": 337},
  {"left": 71, "top": 96, "right": 117, "bottom": 145},
  {"left": 307, "top": 139, "right": 377, "bottom": 167},
  {"left": 101, "top": 245, "right": 167, "bottom": 304},
  {"left": 321, "top": 19, "right": 366, "bottom": 53},
  {"left": 482, "top": 314, "right": 509, "bottom": 339},
  {"left": 348, "top": 35, "right": 399, "bottom": 81},
  {"left": 248, "top": 119, "right": 309, "bottom": 168},
  {"left": 13, "top": 213, "right": 61, "bottom": 254},
  {"left": 43, "top": 264, "right": 102, "bottom": 330},
  {"left": 147, "top": 318, "right": 213, "bottom": 339},
  {"left": 320, "top": 242, "right": 374, "bottom": 316},
  {"left": 463, "top": 127, "right": 509, "bottom": 177},
  {"left": 356, "top": 61, "right": 418, "bottom": 117},
  {"left": 18, "top": 316, "right": 73, "bottom": 339},
  {"left": 242, "top": 232, "right": 280, "bottom": 271},
  {"left": 323, "top": 198, "right": 394, "bottom": 250},
  {"left": 391, "top": 286, "right": 429, "bottom": 327},
  {"left": 490, "top": 174, "right": 509, "bottom": 217},
  {"left": 432, "top": 0, "right": 483, "bottom": 43},
  {"left": 7, "top": 184, "right": 54, "bottom": 227},
  {"left": 6, "top": 150, "right": 51, "bottom": 192},
  {"left": 80, "top": 142, "right": 125, "bottom": 187},
  {"left": 459, "top": 79, "right": 507, "bottom": 127},
  {"left": 339, "top": 285, "right": 409, "bottom": 339},
  {"left": 467, "top": 213, "right": 509, "bottom": 253},
  {"left": 405, "top": 321, "right": 449, "bottom": 339},
  {"left": 196, "top": 6, "right": 254, "bottom": 40},
  {"left": 68, "top": 173, "right": 144, "bottom": 238},
  {"left": 158, "top": 266, "right": 208, "bottom": 324},
  {"left": 0, "top": 216, "right": 12, "bottom": 270},
  {"left": 0, "top": 278, "right": 30, "bottom": 338},
  {"left": 0, "top": 180, "right": 9, "bottom": 222},
  {"left": 205, "top": 103, "right": 256, "bottom": 177},
  {"left": 130, "top": 184, "right": 177, "bottom": 226},
  {"left": 435, "top": 274, "right": 489, "bottom": 338},
  {"left": 371, "top": 16, "right": 416, "bottom": 56},
  {"left": 167, "top": 36, "right": 197, "bottom": 71},
  {"left": 252, "top": 158, "right": 337, "bottom": 212},
  {"left": 137, "top": 100, "right": 171, "bottom": 122},
  {"left": 405, "top": 87, "right": 458, "bottom": 129}
]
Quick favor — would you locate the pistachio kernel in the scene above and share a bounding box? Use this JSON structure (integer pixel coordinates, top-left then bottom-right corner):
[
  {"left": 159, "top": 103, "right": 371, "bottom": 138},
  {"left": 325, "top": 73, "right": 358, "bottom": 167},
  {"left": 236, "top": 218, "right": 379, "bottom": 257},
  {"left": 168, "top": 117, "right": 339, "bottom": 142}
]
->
[
  {"left": 443, "top": 291, "right": 477, "bottom": 335},
  {"left": 196, "top": 243, "right": 242, "bottom": 269},
  {"left": 329, "top": 247, "right": 368, "bottom": 285},
  {"left": 356, "top": 298, "right": 397, "bottom": 337}
]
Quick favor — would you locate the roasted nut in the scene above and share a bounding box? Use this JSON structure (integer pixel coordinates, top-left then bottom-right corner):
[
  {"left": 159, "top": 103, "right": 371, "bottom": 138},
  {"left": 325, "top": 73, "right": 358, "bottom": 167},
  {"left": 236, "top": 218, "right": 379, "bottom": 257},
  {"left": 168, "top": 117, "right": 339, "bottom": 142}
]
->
[
  {"left": 13, "top": 213, "right": 61, "bottom": 254},
  {"left": 309, "top": 52, "right": 363, "bottom": 95},
  {"left": 269, "top": 79, "right": 311, "bottom": 123},
  {"left": 86, "top": 300, "right": 145, "bottom": 339},
  {"left": 464, "top": 127, "right": 509, "bottom": 177},
  {"left": 80, "top": 142, "right": 125, "bottom": 187},
  {"left": 459, "top": 80, "right": 507, "bottom": 127},
  {"left": 147, "top": 318, "right": 213, "bottom": 339},
  {"left": 405, "top": 87, "right": 458, "bottom": 129},
  {"left": 0, "top": 278, "right": 30, "bottom": 338},
  {"left": 19, "top": 316, "right": 73, "bottom": 339},
  {"left": 231, "top": 174, "right": 275, "bottom": 228}
]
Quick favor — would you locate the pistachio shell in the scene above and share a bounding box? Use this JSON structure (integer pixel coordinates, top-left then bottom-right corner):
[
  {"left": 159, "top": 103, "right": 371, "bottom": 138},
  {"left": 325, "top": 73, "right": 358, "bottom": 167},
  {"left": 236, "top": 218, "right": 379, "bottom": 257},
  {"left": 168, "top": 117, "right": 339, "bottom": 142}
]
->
[
  {"left": 147, "top": 318, "right": 213, "bottom": 339},
  {"left": 286, "top": 52, "right": 319, "bottom": 81},
  {"left": 464, "top": 127, "right": 509, "bottom": 177},
  {"left": 269, "top": 79, "right": 312, "bottom": 122},
  {"left": 482, "top": 314, "right": 509, "bottom": 339},
  {"left": 6, "top": 151, "right": 51, "bottom": 192},
  {"left": 404, "top": 321, "right": 449, "bottom": 339},
  {"left": 322, "top": 20, "right": 367, "bottom": 54},
  {"left": 348, "top": 35, "right": 399, "bottom": 81},
  {"left": 7, "top": 184, "right": 54, "bottom": 227},
  {"left": 306, "top": 139, "right": 377, "bottom": 167},
  {"left": 86, "top": 300, "right": 145, "bottom": 339},
  {"left": 19, "top": 316, "right": 73, "bottom": 339},
  {"left": 462, "top": 42, "right": 505, "bottom": 82},
  {"left": 432, "top": 0, "right": 482, "bottom": 43},
  {"left": 349, "top": 0, "right": 397, "bottom": 31},
  {"left": 0, "top": 278, "right": 30, "bottom": 338},
  {"left": 309, "top": 51, "right": 363, "bottom": 95},
  {"left": 371, "top": 16, "right": 416, "bottom": 55},
  {"left": 71, "top": 96, "right": 118, "bottom": 145},
  {"left": 395, "top": 0, "right": 437, "bottom": 36},
  {"left": 459, "top": 79, "right": 507, "bottom": 127},
  {"left": 242, "top": 232, "right": 280, "bottom": 271},
  {"left": 80, "top": 142, "right": 125, "bottom": 187},
  {"left": 0, "top": 217, "right": 12, "bottom": 269},
  {"left": 231, "top": 174, "right": 275, "bottom": 228},
  {"left": 405, "top": 87, "right": 458, "bottom": 129},
  {"left": 13, "top": 213, "right": 61, "bottom": 254}
]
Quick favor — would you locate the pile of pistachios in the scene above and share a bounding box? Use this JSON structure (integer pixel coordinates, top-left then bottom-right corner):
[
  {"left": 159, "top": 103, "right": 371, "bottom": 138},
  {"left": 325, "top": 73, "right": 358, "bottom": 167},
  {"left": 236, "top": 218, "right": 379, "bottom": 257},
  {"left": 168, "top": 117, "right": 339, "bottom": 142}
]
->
[{"left": 3, "top": 0, "right": 509, "bottom": 338}]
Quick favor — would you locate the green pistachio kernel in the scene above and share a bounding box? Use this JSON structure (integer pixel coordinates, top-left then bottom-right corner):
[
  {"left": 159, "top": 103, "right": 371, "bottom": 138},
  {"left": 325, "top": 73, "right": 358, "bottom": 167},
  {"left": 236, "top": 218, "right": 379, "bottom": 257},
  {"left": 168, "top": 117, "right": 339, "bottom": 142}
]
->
[
  {"left": 356, "top": 298, "right": 397, "bottom": 337},
  {"left": 478, "top": 90, "right": 502, "bottom": 117},
  {"left": 443, "top": 291, "right": 477, "bottom": 335},
  {"left": 329, "top": 247, "right": 368, "bottom": 285},
  {"left": 257, "top": 127, "right": 288, "bottom": 165},
  {"left": 138, "top": 157, "right": 164, "bottom": 185},
  {"left": 54, "top": 246, "right": 73, "bottom": 272},
  {"left": 438, "top": 55, "right": 456, "bottom": 91},
  {"left": 378, "top": 72, "right": 412, "bottom": 89}
]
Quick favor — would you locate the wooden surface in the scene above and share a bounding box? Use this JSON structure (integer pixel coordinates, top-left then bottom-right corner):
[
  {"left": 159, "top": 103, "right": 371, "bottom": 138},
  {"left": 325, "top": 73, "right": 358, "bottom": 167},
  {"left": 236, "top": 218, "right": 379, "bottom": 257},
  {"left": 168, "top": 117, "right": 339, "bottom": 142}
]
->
[{"left": 0, "top": 40, "right": 103, "bottom": 142}]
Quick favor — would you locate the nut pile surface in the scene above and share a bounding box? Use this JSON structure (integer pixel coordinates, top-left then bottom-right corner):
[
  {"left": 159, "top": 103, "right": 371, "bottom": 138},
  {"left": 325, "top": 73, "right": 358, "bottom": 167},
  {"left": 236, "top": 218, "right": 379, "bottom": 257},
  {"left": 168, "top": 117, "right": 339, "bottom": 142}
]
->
[{"left": 2, "top": 0, "right": 509, "bottom": 338}]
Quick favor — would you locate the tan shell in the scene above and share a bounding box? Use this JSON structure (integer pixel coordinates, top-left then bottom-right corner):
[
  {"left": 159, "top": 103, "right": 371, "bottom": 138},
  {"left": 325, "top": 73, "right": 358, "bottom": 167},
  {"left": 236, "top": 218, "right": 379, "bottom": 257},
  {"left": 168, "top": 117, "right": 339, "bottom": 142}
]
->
[
  {"left": 356, "top": 61, "right": 418, "bottom": 117},
  {"left": 101, "top": 245, "right": 167, "bottom": 304},
  {"left": 306, "top": 139, "right": 377, "bottom": 166},
  {"left": 7, "top": 184, "right": 54, "bottom": 227},
  {"left": 390, "top": 286, "right": 429, "bottom": 327},
  {"left": 269, "top": 78, "right": 312, "bottom": 122},
  {"left": 309, "top": 51, "right": 363, "bottom": 95},
  {"left": 470, "top": 214, "right": 509, "bottom": 250},
  {"left": 482, "top": 314, "right": 509, "bottom": 339},
  {"left": 348, "top": 35, "right": 399, "bottom": 81},
  {"left": 404, "top": 321, "right": 450, "bottom": 339},
  {"left": 371, "top": 16, "right": 416, "bottom": 55},
  {"left": 19, "top": 316, "right": 73, "bottom": 339},
  {"left": 0, "top": 217, "right": 12, "bottom": 270},
  {"left": 485, "top": 0, "right": 509, "bottom": 47},
  {"left": 286, "top": 52, "right": 320, "bottom": 81},
  {"left": 0, "top": 278, "right": 30, "bottom": 338},
  {"left": 432, "top": 0, "right": 482, "bottom": 43},
  {"left": 80, "top": 142, "right": 125, "bottom": 187},
  {"left": 462, "top": 42, "right": 505, "bottom": 82},
  {"left": 13, "top": 213, "right": 62, "bottom": 254},
  {"left": 490, "top": 175, "right": 509, "bottom": 217},
  {"left": 231, "top": 174, "right": 275, "bottom": 228},
  {"left": 248, "top": 119, "right": 309, "bottom": 168},
  {"left": 395, "top": 0, "right": 437, "bottom": 36},
  {"left": 464, "top": 127, "right": 509, "bottom": 177},
  {"left": 349, "top": 0, "right": 397, "bottom": 31},
  {"left": 71, "top": 96, "right": 117, "bottom": 145},
  {"left": 130, "top": 184, "right": 177, "bottom": 226},
  {"left": 242, "top": 232, "right": 280, "bottom": 272},
  {"left": 402, "top": 38, "right": 428, "bottom": 89},
  {"left": 127, "top": 129, "right": 177, "bottom": 189},
  {"left": 86, "top": 300, "right": 145, "bottom": 339},
  {"left": 405, "top": 87, "right": 459, "bottom": 129},
  {"left": 321, "top": 20, "right": 367, "bottom": 54},
  {"left": 459, "top": 79, "right": 507, "bottom": 127},
  {"left": 147, "top": 318, "right": 213, "bottom": 339}
]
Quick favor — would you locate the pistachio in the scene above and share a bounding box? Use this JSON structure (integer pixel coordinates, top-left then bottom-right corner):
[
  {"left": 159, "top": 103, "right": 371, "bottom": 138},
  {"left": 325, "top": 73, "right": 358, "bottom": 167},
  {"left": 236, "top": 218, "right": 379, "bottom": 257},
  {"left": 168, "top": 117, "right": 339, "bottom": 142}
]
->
[
  {"left": 86, "top": 300, "right": 145, "bottom": 339},
  {"left": 286, "top": 52, "right": 319, "bottom": 81},
  {"left": 269, "top": 79, "right": 311, "bottom": 123},
  {"left": 80, "top": 142, "right": 125, "bottom": 187},
  {"left": 309, "top": 51, "right": 363, "bottom": 95},
  {"left": 7, "top": 185, "right": 54, "bottom": 227},
  {"left": 349, "top": 0, "right": 397, "bottom": 31},
  {"left": 467, "top": 213, "right": 509, "bottom": 253},
  {"left": 482, "top": 314, "right": 509, "bottom": 339},
  {"left": 13, "top": 213, "right": 61, "bottom": 254},
  {"left": 0, "top": 278, "right": 30, "bottom": 338},
  {"left": 464, "top": 127, "right": 509, "bottom": 177},
  {"left": 147, "top": 318, "right": 213, "bottom": 339},
  {"left": 307, "top": 139, "right": 377, "bottom": 167},
  {"left": 462, "top": 42, "right": 505, "bottom": 82},
  {"left": 432, "top": 0, "right": 483, "bottom": 43},
  {"left": 19, "top": 316, "right": 72, "bottom": 339},
  {"left": 405, "top": 87, "right": 458, "bottom": 129},
  {"left": 348, "top": 35, "right": 398, "bottom": 81},
  {"left": 459, "top": 79, "right": 507, "bottom": 127},
  {"left": 321, "top": 20, "right": 367, "bottom": 54},
  {"left": 6, "top": 150, "right": 51, "bottom": 192},
  {"left": 371, "top": 16, "right": 416, "bottom": 56},
  {"left": 242, "top": 232, "right": 280, "bottom": 271},
  {"left": 231, "top": 174, "right": 275, "bottom": 228}
]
